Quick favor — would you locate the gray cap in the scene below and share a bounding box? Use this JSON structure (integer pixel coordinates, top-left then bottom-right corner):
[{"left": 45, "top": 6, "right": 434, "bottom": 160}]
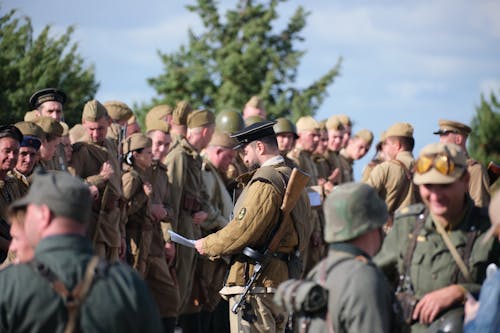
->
[
  {"left": 324, "top": 182, "right": 387, "bottom": 243},
  {"left": 11, "top": 169, "right": 92, "bottom": 225}
]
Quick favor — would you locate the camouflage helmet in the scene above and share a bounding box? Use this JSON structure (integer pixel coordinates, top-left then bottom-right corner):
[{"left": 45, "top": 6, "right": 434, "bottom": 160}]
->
[
  {"left": 324, "top": 182, "right": 387, "bottom": 243},
  {"left": 273, "top": 117, "right": 298, "bottom": 138},
  {"left": 215, "top": 109, "right": 244, "bottom": 133},
  {"left": 426, "top": 308, "right": 464, "bottom": 333}
]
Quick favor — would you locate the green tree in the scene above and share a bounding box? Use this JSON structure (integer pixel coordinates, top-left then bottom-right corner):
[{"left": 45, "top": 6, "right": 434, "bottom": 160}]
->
[
  {"left": 469, "top": 90, "right": 500, "bottom": 166},
  {"left": 146, "top": 0, "right": 341, "bottom": 122},
  {"left": 0, "top": 8, "right": 99, "bottom": 126}
]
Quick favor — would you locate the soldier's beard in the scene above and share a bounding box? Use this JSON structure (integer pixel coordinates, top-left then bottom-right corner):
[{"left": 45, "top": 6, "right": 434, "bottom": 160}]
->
[{"left": 246, "top": 162, "right": 260, "bottom": 172}]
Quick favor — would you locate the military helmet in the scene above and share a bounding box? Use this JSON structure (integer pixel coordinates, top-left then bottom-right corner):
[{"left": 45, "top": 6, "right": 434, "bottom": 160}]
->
[
  {"left": 273, "top": 117, "right": 298, "bottom": 138},
  {"left": 324, "top": 182, "right": 387, "bottom": 243},
  {"left": 426, "top": 308, "right": 464, "bottom": 333},
  {"left": 215, "top": 109, "right": 244, "bottom": 134}
]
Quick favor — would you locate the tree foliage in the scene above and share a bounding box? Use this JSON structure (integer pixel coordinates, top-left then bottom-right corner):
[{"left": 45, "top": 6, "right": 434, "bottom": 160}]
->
[
  {"left": 469, "top": 90, "right": 500, "bottom": 166},
  {"left": 146, "top": 0, "right": 341, "bottom": 121},
  {"left": 0, "top": 8, "right": 98, "bottom": 126}
]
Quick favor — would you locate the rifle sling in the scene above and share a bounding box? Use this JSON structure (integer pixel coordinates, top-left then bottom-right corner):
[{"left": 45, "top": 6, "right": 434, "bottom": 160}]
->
[{"left": 398, "top": 212, "right": 426, "bottom": 291}]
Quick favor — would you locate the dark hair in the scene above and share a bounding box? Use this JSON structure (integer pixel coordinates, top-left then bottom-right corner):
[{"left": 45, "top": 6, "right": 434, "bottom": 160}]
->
[
  {"left": 124, "top": 147, "right": 144, "bottom": 166},
  {"left": 256, "top": 134, "right": 278, "bottom": 150},
  {"left": 392, "top": 136, "right": 414, "bottom": 151}
]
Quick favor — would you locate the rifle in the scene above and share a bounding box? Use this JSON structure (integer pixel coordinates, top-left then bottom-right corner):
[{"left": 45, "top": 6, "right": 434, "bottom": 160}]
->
[{"left": 231, "top": 168, "right": 310, "bottom": 314}]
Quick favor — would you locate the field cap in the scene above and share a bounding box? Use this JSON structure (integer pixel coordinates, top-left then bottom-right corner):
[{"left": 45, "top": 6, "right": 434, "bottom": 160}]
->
[
  {"left": 10, "top": 168, "right": 91, "bottom": 225},
  {"left": 413, "top": 143, "right": 467, "bottom": 185},
  {"left": 29, "top": 88, "right": 67, "bottom": 108},
  {"left": 385, "top": 122, "right": 414, "bottom": 138},
  {"left": 82, "top": 100, "right": 108, "bottom": 122},
  {"left": 296, "top": 116, "right": 319, "bottom": 132},
  {"left": 433, "top": 119, "right": 471, "bottom": 136},
  {"left": 324, "top": 182, "right": 387, "bottom": 243},
  {"left": 187, "top": 109, "right": 215, "bottom": 129},
  {"left": 231, "top": 121, "right": 276, "bottom": 150}
]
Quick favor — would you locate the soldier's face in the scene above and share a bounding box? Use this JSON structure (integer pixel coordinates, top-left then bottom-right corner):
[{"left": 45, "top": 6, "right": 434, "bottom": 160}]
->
[
  {"left": 133, "top": 146, "right": 153, "bottom": 170},
  {"left": 419, "top": 175, "right": 469, "bottom": 221},
  {"left": 16, "top": 146, "right": 38, "bottom": 174},
  {"left": 39, "top": 101, "right": 63, "bottom": 122},
  {"left": 150, "top": 130, "right": 171, "bottom": 161},
  {"left": 328, "top": 130, "right": 344, "bottom": 151},
  {"left": 213, "top": 147, "right": 236, "bottom": 172},
  {"left": 341, "top": 126, "right": 351, "bottom": 148},
  {"left": 276, "top": 133, "right": 296, "bottom": 153},
  {"left": 39, "top": 138, "right": 59, "bottom": 161},
  {"left": 299, "top": 130, "right": 319, "bottom": 152},
  {"left": 348, "top": 138, "right": 370, "bottom": 160},
  {"left": 83, "top": 118, "right": 109, "bottom": 143},
  {"left": 9, "top": 218, "right": 35, "bottom": 264},
  {"left": 315, "top": 131, "right": 329, "bottom": 155},
  {"left": 243, "top": 143, "right": 260, "bottom": 171},
  {"left": 0, "top": 137, "right": 19, "bottom": 173}
]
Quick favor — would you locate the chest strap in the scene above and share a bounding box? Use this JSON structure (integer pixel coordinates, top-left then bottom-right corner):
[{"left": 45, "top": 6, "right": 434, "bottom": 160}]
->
[{"left": 28, "top": 256, "right": 104, "bottom": 333}]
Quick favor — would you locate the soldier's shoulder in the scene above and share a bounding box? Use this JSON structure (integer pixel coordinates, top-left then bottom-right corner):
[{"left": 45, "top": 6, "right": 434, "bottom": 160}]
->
[
  {"left": 394, "top": 203, "right": 426, "bottom": 220},
  {"left": 252, "top": 165, "right": 289, "bottom": 189},
  {"left": 71, "top": 141, "right": 88, "bottom": 153}
]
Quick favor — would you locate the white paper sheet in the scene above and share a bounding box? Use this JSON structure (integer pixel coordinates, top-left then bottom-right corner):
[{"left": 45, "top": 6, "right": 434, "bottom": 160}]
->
[{"left": 168, "top": 230, "right": 196, "bottom": 248}]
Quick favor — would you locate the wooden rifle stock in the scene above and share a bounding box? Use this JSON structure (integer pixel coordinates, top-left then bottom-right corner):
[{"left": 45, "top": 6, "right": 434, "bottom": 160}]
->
[{"left": 267, "top": 168, "right": 310, "bottom": 254}]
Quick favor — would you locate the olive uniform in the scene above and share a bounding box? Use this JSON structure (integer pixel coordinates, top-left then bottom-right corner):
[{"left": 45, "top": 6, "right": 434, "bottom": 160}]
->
[
  {"left": 467, "top": 158, "right": 490, "bottom": 208},
  {"left": 338, "top": 149, "right": 354, "bottom": 183},
  {"left": 374, "top": 201, "right": 500, "bottom": 333}
]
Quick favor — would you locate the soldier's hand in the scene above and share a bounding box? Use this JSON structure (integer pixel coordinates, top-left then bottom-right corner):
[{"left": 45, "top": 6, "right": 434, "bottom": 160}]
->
[
  {"left": 100, "top": 161, "right": 114, "bottom": 180},
  {"left": 412, "top": 284, "right": 466, "bottom": 324},
  {"left": 194, "top": 239, "right": 205, "bottom": 255},
  {"left": 143, "top": 182, "right": 153, "bottom": 197},
  {"left": 151, "top": 204, "right": 168, "bottom": 222},
  {"left": 464, "top": 293, "right": 479, "bottom": 324},
  {"left": 164, "top": 242, "right": 176, "bottom": 265},
  {"left": 192, "top": 211, "right": 208, "bottom": 224},
  {"left": 328, "top": 168, "right": 340, "bottom": 183}
]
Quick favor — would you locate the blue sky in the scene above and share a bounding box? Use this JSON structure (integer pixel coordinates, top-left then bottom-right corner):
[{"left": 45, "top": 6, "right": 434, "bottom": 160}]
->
[{"left": 5, "top": 0, "right": 500, "bottom": 178}]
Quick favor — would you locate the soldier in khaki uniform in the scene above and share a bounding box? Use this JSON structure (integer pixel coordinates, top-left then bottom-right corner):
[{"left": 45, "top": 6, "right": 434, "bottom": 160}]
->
[
  {"left": 275, "top": 183, "right": 406, "bottom": 333},
  {"left": 361, "top": 131, "right": 387, "bottom": 182},
  {"left": 195, "top": 121, "right": 311, "bottom": 333},
  {"left": 323, "top": 115, "right": 344, "bottom": 188},
  {"left": 338, "top": 129, "right": 373, "bottom": 182},
  {"left": 312, "top": 120, "right": 329, "bottom": 181},
  {"left": 169, "top": 100, "right": 193, "bottom": 148},
  {"left": 0, "top": 125, "right": 24, "bottom": 263},
  {"left": 103, "top": 100, "right": 134, "bottom": 148},
  {"left": 242, "top": 96, "right": 266, "bottom": 120},
  {"left": 273, "top": 118, "right": 298, "bottom": 169},
  {"left": 31, "top": 116, "right": 63, "bottom": 171},
  {"left": 365, "top": 122, "right": 418, "bottom": 219},
  {"left": 374, "top": 143, "right": 500, "bottom": 333},
  {"left": 163, "top": 109, "right": 216, "bottom": 330},
  {"left": 287, "top": 116, "right": 324, "bottom": 273},
  {"left": 70, "top": 100, "right": 124, "bottom": 262},
  {"left": 199, "top": 131, "right": 238, "bottom": 333},
  {"left": 10, "top": 122, "right": 44, "bottom": 194},
  {"left": 434, "top": 119, "right": 490, "bottom": 207},
  {"left": 337, "top": 114, "right": 352, "bottom": 149},
  {"left": 145, "top": 120, "right": 180, "bottom": 333},
  {"left": 145, "top": 104, "right": 173, "bottom": 137}
]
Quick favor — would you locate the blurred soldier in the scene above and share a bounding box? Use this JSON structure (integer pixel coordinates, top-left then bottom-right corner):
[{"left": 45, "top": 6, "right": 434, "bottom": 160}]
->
[
  {"left": 59, "top": 122, "right": 73, "bottom": 167},
  {"left": 337, "top": 114, "right": 352, "bottom": 149},
  {"left": 195, "top": 121, "right": 311, "bottom": 333},
  {"left": 170, "top": 100, "right": 193, "bottom": 146},
  {"left": 70, "top": 100, "right": 124, "bottom": 262},
  {"left": 464, "top": 191, "right": 500, "bottom": 333},
  {"left": 288, "top": 117, "right": 324, "bottom": 273},
  {"left": 6, "top": 206, "right": 33, "bottom": 265},
  {"left": 29, "top": 88, "right": 68, "bottom": 171},
  {"left": 365, "top": 122, "right": 418, "bottom": 220},
  {"left": 163, "top": 109, "right": 215, "bottom": 330},
  {"left": 0, "top": 125, "right": 23, "bottom": 263},
  {"left": 361, "top": 131, "right": 387, "bottom": 182},
  {"left": 32, "top": 117, "right": 63, "bottom": 171},
  {"left": 275, "top": 183, "right": 406, "bottom": 333},
  {"left": 242, "top": 96, "right": 266, "bottom": 120},
  {"left": 69, "top": 124, "right": 87, "bottom": 144},
  {"left": 244, "top": 115, "right": 265, "bottom": 127},
  {"left": 11, "top": 122, "right": 44, "bottom": 193},
  {"left": 273, "top": 117, "right": 298, "bottom": 169},
  {"left": 323, "top": 115, "right": 344, "bottom": 187},
  {"left": 215, "top": 110, "right": 247, "bottom": 183},
  {"left": 374, "top": 143, "right": 500, "bottom": 333},
  {"left": 104, "top": 100, "right": 134, "bottom": 148},
  {"left": 146, "top": 104, "right": 173, "bottom": 135},
  {"left": 312, "top": 120, "right": 329, "bottom": 182},
  {"left": 0, "top": 169, "right": 162, "bottom": 332},
  {"left": 434, "top": 119, "right": 490, "bottom": 207},
  {"left": 338, "top": 129, "right": 373, "bottom": 182},
  {"left": 199, "top": 131, "right": 238, "bottom": 333},
  {"left": 145, "top": 120, "right": 180, "bottom": 333}
]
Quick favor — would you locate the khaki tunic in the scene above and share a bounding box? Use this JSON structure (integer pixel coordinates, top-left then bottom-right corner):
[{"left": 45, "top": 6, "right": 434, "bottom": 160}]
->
[
  {"left": 312, "top": 154, "right": 330, "bottom": 181},
  {"left": 323, "top": 149, "right": 343, "bottom": 184},
  {"left": 365, "top": 151, "right": 417, "bottom": 215},
  {"left": 163, "top": 137, "right": 213, "bottom": 314},
  {"left": 374, "top": 201, "right": 500, "bottom": 333},
  {"left": 70, "top": 139, "right": 123, "bottom": 251},
  {"left": 338, "top": 149, "right": 354, "bottom": 183},
  {"left": 8, "top": 169, "right": 31, "bottom": 196},
  {"left": 0, "top": 176, "right": 24, "bottom": 262},
  {"left": 467, "top": 159, "right": 490, "bottom": 208}
]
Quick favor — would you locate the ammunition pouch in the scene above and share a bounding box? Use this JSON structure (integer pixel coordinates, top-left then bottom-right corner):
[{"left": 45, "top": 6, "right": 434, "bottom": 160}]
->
[
  {"left": 274, "top": 279, "right": 328, "bottom": 315},
  {"left": 395, "top": 291, "right": 417, "bottom": 324}
]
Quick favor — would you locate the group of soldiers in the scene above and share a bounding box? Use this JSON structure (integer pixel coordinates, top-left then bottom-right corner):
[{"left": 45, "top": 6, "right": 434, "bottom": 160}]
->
[{"left": 0, "top": 87, "right": 498, "bottom": 333}]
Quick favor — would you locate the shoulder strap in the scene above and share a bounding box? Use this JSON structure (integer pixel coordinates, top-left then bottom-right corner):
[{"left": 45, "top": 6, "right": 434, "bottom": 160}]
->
[
  {"left": 388, "top": 159, "right": 412, "bottom": 180},
  {"left": 397, "top": 211, "right": 427, "bottom": 292},
  {"left": 28, "top": 256, "right": 104, "bottom": 333}
]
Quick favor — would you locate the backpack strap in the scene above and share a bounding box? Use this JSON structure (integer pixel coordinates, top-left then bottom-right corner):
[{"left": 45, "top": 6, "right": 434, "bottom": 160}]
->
[{"left": 28, "top": 256, "right": 104, "bottom": 333}]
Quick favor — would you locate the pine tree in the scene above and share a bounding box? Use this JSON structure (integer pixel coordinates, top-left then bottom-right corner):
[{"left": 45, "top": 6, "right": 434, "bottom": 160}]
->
[
  {"left": 145, "top": 0, "right": 341, "bottom": 121},
  {"left": 469, "top": 91, "right": 500, "bottom": 166},
  {"left": 0, "top": 8, "right": 98, "bottom": 126}
]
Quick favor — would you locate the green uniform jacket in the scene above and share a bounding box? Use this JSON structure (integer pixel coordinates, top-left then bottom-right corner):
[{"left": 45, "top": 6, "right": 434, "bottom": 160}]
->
[
  {"left": 374, "top": 200, "right": 500, "bottom": 333},
  {"left": 304, "top": 244, "right": 401, "bottom": 333},
  {"left": 0, "top": 235, "right": 162, "bottom": 333},
  {"left": 338, "top": 149, "right": 354, "bottom": 183}
]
